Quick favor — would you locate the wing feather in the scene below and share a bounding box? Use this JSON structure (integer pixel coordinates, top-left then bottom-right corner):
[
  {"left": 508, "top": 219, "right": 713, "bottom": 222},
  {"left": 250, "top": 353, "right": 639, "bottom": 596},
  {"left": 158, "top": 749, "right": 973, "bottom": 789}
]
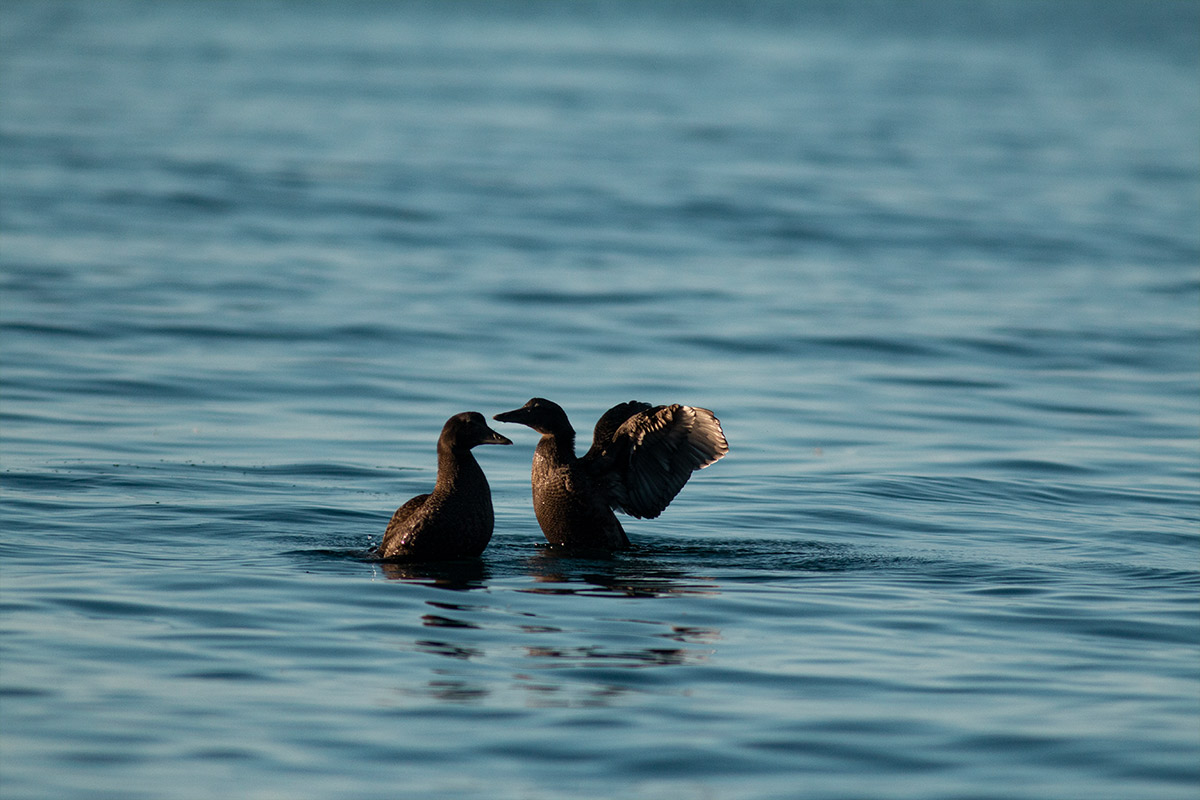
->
[
  {"left": 584, "top": 401, "right": 652, "bottom": 462},
  {"left": 596, "top": 404, "right": 729, "bottom": 519}
]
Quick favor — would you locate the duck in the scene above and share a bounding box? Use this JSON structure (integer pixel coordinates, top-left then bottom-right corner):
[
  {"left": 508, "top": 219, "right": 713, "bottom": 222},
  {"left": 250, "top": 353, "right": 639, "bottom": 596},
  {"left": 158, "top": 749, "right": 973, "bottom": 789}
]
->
[
  {"left": 377, "top": 412, "right": 512, "bottom": 561},
  {"left": 493, "top": 398, "right": 728, "bottom": 550}
]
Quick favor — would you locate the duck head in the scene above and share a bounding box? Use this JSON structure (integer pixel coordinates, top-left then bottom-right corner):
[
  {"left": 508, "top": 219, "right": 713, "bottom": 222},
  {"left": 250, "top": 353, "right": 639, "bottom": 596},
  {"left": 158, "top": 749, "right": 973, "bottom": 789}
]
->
[
  {"left": 493, "top": 398, "right": 573, "bottom": 436},
  {"left": 442, "top": 412, "right": 513, "bottom": 450}
]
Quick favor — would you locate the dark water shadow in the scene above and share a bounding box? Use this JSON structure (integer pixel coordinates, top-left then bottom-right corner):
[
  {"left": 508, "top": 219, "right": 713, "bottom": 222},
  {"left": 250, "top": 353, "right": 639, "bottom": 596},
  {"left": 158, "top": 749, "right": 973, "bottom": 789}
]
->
[
  {"left": 505, "top": 533, "right": 921, "bottom": 595},
  {"left": 375, "top": 558, "right": 492, "bottom": 591},
  {"left": 299, "top": 530, "right": 928, "bottom": 595},
  {"left": 287, "top": 543, "right": 496, "bottom": 590},
  {"left": 306, "top": 535, "right": 938, "bottom": 711},
  {"left": 516, "top": 546, "right": 721, "bottom": 598}
]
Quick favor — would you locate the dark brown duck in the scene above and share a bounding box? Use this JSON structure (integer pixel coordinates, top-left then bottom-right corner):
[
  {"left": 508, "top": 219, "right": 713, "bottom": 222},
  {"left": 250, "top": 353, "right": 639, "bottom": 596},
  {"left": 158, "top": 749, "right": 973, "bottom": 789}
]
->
[
  {"left": 377, "top": 412, "right": 512, "bottom": 561},
  {"left": 494, "top": 398, "right": 729, "bottom": 550}
]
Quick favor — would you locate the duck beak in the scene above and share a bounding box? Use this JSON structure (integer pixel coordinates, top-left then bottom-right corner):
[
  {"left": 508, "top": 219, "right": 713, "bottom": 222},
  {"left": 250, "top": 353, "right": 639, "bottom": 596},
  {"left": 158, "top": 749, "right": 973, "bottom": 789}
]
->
[
  {"left": 493, "top": 407, "right": 529, "bottom": 426},
  {"left": 482, "top": 426, "right": 513, "bottom": 446}
]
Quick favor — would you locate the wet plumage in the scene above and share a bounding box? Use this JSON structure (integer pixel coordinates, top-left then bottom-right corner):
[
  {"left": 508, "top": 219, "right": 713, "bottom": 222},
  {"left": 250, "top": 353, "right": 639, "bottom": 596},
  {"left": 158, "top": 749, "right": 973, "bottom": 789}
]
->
[
  {"left": 377, "top": 412, "right": 512, "bottom": 561},
  {"left": 494, "top": 398, "right": 728, "bottom": 550}
]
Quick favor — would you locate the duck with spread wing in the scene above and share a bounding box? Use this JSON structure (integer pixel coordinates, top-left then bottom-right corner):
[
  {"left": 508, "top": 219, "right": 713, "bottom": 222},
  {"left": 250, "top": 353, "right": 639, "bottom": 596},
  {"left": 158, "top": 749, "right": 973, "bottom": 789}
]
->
[{"left": 494, "top": 398, "right": 728, "bottom": 550}]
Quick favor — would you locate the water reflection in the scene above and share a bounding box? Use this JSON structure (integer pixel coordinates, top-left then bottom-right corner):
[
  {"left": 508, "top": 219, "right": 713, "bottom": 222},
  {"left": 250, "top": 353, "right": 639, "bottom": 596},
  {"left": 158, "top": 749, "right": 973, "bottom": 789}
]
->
[
  {"left": 395, "top": 679, "right": 490, "bottom": 704},
  {"left": 520, "top": 548, "right": 720, "bottom": 598},
  {"left": 663, "top": 625, "right": 722, "bottom": 644},
  {"left": 376, "top": 558, "right": 490, "bottom": 590},
  {"left": 522, "top": 643, "right": 708, "bottom": 668},
  {"left": 390, "top": 605, "right": 722, "bottom": 710},
  {"left": 420, "top": 613, "right": 480, "bottom": 630},
  {"left": 510, "top": 676, "right": 635, "bottom": 708},
  {"left": 370, "top": 544, "right": 724, "bottom": 598},
  {"left": 414, "top": 640, "right": 482, "bottom": 660},
  {"left": 375, "top": 547, "right": 728, "bottom": 707}
]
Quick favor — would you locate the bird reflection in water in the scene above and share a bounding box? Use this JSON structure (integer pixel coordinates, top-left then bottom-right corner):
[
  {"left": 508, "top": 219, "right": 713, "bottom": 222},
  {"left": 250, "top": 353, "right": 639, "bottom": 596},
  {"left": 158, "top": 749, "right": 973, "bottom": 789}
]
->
[
  {"left": 375, "top": 547, "right": 723, "bottom": 707},
  {"left": 414, "top": 639, "right": 482, "bottom": 660},
  {"left": 520, "top": 548, "right": 720, "bottom": 598},
  {"left": 373, "top": 545, "right": 720, "bottom": 599},
  {"left": 521, "top": 643, "right": 706, "bottom": 668},
  {"left": 376, "top": 558, "right": 490, "bottom": 590}
]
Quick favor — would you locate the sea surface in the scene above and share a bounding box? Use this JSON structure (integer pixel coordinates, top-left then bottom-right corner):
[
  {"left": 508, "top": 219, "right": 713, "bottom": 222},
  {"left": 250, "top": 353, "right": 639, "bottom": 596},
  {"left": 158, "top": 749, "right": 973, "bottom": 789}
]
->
[{"left": 2, "top": 2, "right": 1198, "bottom": 799}]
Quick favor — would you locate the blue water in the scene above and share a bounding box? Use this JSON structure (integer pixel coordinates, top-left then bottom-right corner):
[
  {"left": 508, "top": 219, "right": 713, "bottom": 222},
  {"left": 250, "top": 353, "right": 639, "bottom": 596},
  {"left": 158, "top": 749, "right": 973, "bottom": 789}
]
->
[{"left": 2, "top": 2, "right": 1198, "bottom": 798}]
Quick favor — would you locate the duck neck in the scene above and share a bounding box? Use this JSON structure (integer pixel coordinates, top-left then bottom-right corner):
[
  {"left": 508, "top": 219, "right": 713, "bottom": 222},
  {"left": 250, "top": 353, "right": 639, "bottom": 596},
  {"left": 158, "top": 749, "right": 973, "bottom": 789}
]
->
[
  {"left": 538, "top": 428, "right": 576, "bottom": 464},
  {"left": 435, "top": 441, "right": 482, "bottom": 491}
]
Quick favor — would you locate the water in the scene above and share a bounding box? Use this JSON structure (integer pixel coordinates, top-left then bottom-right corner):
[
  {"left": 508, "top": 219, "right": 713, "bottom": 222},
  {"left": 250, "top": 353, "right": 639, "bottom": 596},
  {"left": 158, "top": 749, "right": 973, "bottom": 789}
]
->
[{"left": 2, "top": 2, "right": 1198, "bottom": 798}]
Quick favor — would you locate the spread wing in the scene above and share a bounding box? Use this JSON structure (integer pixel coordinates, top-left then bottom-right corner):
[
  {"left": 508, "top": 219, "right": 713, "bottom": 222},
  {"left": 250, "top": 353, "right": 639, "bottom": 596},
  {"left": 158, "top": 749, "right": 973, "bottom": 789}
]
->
[
  {"left": 583, "top": 401, "right": 652, "bottom": 463},
  {"left": 585, "top": 403, "right": 728, "bottom": 519}
]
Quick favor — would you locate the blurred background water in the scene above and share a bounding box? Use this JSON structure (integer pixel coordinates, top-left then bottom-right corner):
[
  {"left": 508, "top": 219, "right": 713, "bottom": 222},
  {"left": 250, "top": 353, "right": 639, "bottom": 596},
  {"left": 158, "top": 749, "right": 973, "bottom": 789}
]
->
[{"left": 2, "top": 2, "right": 1198, "bottom": 799}]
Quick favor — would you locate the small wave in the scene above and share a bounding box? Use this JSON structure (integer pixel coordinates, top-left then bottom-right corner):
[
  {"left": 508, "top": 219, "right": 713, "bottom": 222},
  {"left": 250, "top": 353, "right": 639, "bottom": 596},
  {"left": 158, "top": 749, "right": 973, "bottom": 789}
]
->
[
  {"left": 240, "top": 462, "right": 387, "bottom": 478},
  {"left": 493, "top": 288, "right": 725, "bottom": 307},
  {"left": 964, "top": 458, "right": 1099, "bottom": 477},
  {"left": 674, "top": 333, "right": 943, "bottom": 359},
  {"left": 101, "top": 188, "right": 235, "bottom": 215}
]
